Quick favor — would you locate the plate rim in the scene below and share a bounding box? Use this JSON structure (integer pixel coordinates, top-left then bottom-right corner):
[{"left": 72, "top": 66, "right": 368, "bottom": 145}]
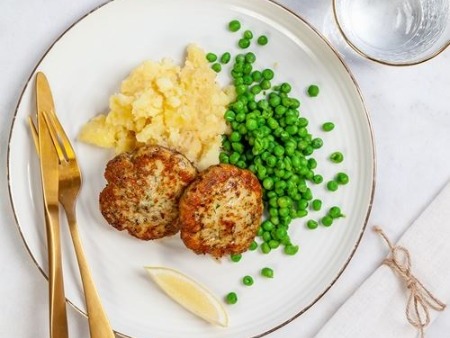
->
[{"left": 6, "top": 0, "right": 376, "bottom": 337}]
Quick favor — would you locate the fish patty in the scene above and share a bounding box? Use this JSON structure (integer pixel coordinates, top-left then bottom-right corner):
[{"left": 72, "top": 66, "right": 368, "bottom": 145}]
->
[
  {"left": 99, "top": 145, "right": 197, "bottom": 240},
  {"left": 179, "top": 164, "right": 263, "bottom": 258}
]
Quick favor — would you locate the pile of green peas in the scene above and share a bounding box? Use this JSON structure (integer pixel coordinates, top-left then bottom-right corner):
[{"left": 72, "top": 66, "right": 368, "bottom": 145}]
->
[{"left": 212, "top": 19, "right": 350, "bottom": 305}]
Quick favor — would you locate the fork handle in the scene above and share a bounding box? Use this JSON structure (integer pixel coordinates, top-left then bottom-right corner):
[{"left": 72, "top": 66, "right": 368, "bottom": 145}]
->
[
  {"left": 65, "top": 210, "right": 115, "bottom": 338},
  {"left": 45, "top": 207, "right": 69, "bottom": 338}
]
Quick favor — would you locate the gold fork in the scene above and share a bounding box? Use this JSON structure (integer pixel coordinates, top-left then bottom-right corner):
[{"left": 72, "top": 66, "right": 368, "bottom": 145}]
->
[{"left": 29, "top": 111, "right": 115, "bottom": 338}]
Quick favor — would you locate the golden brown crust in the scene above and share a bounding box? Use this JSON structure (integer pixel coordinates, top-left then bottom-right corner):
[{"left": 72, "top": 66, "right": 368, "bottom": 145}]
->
[
  {"left": 99, "top": 145, "right": 197, "bottom": 240},
  {"left": 179, "top": 164, "right": 263, "bottom": 258}
]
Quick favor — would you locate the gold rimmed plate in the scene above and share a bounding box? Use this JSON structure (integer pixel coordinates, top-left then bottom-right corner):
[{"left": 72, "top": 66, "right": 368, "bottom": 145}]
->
[{"left": 8, "top": 0, "right": 375, "bottom": 337}]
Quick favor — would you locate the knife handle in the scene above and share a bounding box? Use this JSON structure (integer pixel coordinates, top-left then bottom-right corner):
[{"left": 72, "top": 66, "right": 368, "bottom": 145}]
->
[{"left": 45, "top": 205, "right": 69, "bottom": 338}]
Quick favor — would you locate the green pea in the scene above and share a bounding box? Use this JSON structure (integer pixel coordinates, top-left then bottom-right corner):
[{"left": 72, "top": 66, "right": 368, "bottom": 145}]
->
[
  {"left": 206, "top": 53, "right": 217, "bottom": 62},
  {"left": 235, "top": 54, "right": 245, "bottom": 63},
  {"left": 329, "top": 206, "right": 344, "bottom": 219},
  {"left": 273, "top": 145, "right": 285, "bottom": 157},
  {"left": 306, "top": 159, "right": 316, "bottom": 170},
  {"left": 268, "top": 240, "right": 280, "bottom": 249},
  {"left": 224, "top": 110, "right": 235, "bottom": 122},
  {"left": 246, "top": 119, "right": 258, "bottom": 131},
  {"left": 230, "top": 253, "right": 242, "bottom": 262},
  {"left": 275, "top": 227, "right": 288, "bottom": 240},
  {"left": 307, "top": 84, "right": 320, "bottom": 97},
  {"left": 229, "top": 131, "right": 241, "bottom": 142},
  {"left": 225, "top": 292, "right": 238, "bottom": 304},
  {"left": 311, "top": 138, "right": 323, "bottom": 149},
  {"left": 228, "top": 20, "right": 241, "bottom": 32},
  {"left": 243, "top": 63, "right": 252, "bottom": 75},
  {"left": 277, "top": 196, "right": 291, "bottom": 208},
  {"left": 286, "top": 125, "right": 298, "bottom": 135},
  {"left": 260, "top": 79, "right": 271, "bottom": 90},
  {"left": 249, "top": 241, "right": 258, "bottom": 251},
  {"left": 252, "top": 70, "right": 262, "bottom": 82},
  {"left": 336, "top": 172, "right": 350, "bottom": 185},
  {"left": 261, "top": 242, "right": 271, "bottom": 254},
  {"left": 245, "top": 52, "right": 256, "bottom": 63},
  {"left": 243, "top": 75, "right": 253, "bottom": 85},
  {"left": 311, "top": 199, "right": 322, "bottom": 211},
  {"left": 330, "top": 151, "right": 344, "bottom": 163},
  {"left": 303, "top": 146, "right": 314, "bottom": 156},
  {"left": 235, "top": 112, "right": 245, "bottom": 122},
  {"left": 236, "top": 160, "right": 246, "bottom": 168},
  {"left": 261, "top": 220, "right": 274, "bottom": 231},
  {"left": 280, "top": 83, "right": 292, "bottom": 93},
  {"left": 321, "top": 215, "right": 333, "bottom": 227},
  {"left": 263, "top": 177, "right": 274, "bottom": 190},
  {"left": 262, "top": 231, "right": 271, "bottom": 242},
  {"left": 296, "top": 209, "right": 308, "bottom": 218},
  {"left": 302, "top": 188, "right": 313, "bottom": 200},
  {"left": 235, "top": 84, "right": 247, "bottom": 95},
  {"left": 274, "top": 105, "right": 287, "bottom": 116},
  {"left": 270, "top": 215, "right": 280, "bottom": 225},
  {"left": 231, "top": 142, "right": 244, "bottom": 153},
  {"left": 243, "top": 30, "right": 253, "bottom": 39},
  {"left": 242, "top": 275, "right": 254, "bottom": 286},
  {"left": 290, "top": 98, "right": 300, "bottom": 108},
  {"left": 222, "top": 140, "right": 231, "bottom": 151},
  {"left": 261, "top": 267, "right": 274, "bottom": 278},
  {"left": 322, "top": 122, "right": 335, "bottom": 132},
  {"left": 313, "top": 174, "right": 323, "bottom": 184},
  {"left": 296, "top": 199, "right": 308, "bottom": 212},
  {"left": 269, "top": 95, "right": 281, "bottom": 107},
  {"left": 262, "top": 69, "right": 274, "bottom": 80},
  {"left": 277, "top": 207, "right": 288, "bottom": 218},
  {"left": 219, "top": 152, "right": 229, "bottom": 164},
  {"left": 257, "top": 35, "right": 269, "bottom": 45},
  {"left": 256, "top": 226, "right": 264, "bottom": 237},
  {"left": 307, "top": 219, "right": 319, "bottom": 229},
  {"left": 327, "top": 180, "right": 339, "bottom": 192},
  {"left": 237, "top": 124, "right": 247, "bottom": 135},
  {"left": 251, "top": 85, "right": 262, "bottom": 95},
  {"left": 297, "top": 117, "right": 308, "bottom": 127},
  {"left": 284, "top": 244, "right": 299, "bottom": 255},
  {"left": 220, "top": 52, "right": 231, "bottom": 64},
  {"left": 211, "top": 63, "right": 222, "bottom": 73},
  {"left": 238, "top": 38, "right": 251, "bottom": 49},
  {"left": 229, "top": 152, "right": 240, "bottom": 164}
]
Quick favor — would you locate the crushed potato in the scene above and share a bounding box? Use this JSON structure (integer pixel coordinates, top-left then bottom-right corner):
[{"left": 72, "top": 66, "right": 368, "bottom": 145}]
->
[{"left": 78, "top": 44, "right": 235, "bottom": 170}]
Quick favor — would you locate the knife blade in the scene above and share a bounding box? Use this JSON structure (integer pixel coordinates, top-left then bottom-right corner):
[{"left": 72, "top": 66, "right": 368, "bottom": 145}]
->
[{"left": 36, "top": 71, "right": 69, "bottom": 338}]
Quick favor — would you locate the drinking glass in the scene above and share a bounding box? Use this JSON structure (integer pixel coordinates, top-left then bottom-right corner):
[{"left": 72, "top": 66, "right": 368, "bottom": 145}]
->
[{"left": 333, "top": 0, "right": 450, "bottom": 65}]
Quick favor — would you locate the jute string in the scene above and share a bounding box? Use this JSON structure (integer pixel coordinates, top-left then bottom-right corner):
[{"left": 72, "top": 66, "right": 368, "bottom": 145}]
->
[{"left": 373, "top": 226, "right": 446, "bottom": 338}]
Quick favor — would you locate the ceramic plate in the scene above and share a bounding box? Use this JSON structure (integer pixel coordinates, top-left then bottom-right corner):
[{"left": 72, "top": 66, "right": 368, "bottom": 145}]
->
[{"left": 8, "top": 0, "right": 375, "bottom": 337}]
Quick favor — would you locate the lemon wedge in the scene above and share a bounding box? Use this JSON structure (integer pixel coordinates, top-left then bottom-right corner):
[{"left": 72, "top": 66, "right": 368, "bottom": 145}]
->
[{"left": 144, "top": 266, "right": 228, "bottom": 327}]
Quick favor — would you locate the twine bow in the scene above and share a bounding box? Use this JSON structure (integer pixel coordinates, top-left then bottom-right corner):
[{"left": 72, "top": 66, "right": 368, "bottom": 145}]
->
[{"left": 373, "top": 226, "right": 446, "bottom": 338}]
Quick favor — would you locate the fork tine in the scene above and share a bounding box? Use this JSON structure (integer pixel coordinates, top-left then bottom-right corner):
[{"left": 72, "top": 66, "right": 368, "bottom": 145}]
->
[
  {"left": 44, "top": 110, "right": 76, "bottom": 160},
  {"left": 42, "top": 111, "right": 66, "bottom": 163},
  {"left": 28, "top": 116, "right": 40, "bottom": 156}
]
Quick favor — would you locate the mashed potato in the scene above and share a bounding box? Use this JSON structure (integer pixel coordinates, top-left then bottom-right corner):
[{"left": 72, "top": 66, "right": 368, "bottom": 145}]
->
[{"left": 78, "top": 44, "right": 235, "bottom": 170}]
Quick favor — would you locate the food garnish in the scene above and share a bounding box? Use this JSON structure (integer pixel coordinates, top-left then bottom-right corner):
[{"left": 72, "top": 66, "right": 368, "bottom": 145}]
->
[{"left": 144, "top": 266, "right": 228, "bottom": 327}]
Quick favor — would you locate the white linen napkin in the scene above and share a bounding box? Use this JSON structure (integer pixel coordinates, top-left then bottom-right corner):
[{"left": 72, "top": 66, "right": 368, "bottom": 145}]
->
[{"left": 315, "top": 181, "right": 450, "bottom": 338}]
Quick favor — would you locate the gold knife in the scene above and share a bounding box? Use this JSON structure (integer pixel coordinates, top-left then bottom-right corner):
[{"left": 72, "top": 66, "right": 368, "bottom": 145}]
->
[{"left": 36, "top": 72, "right": 69, "bottom": 338}]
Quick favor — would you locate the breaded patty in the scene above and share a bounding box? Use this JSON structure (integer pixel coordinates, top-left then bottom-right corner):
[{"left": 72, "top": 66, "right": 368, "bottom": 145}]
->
[
  {"left": 178, "top": 164, "right": 263, "bottom": 258},
  {"left": 99, "top": 145, "right": 197, "bottom": 240}
]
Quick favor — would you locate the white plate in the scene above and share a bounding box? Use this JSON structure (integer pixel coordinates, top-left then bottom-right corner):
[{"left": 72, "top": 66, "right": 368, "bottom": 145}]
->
[{"left": 7, "top": 0, "right": 375, "bottom": 337}]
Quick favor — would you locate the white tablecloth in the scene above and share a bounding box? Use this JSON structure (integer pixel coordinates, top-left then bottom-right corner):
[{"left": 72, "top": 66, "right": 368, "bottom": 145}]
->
[{"left": 1, "top": 1, "right": 449, "bottom": 337}]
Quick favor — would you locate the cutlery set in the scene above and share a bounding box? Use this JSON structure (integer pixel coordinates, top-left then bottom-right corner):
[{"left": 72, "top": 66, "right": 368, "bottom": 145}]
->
[{"left": 29, "top": 72, "right": 115, "bottom": 338}]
